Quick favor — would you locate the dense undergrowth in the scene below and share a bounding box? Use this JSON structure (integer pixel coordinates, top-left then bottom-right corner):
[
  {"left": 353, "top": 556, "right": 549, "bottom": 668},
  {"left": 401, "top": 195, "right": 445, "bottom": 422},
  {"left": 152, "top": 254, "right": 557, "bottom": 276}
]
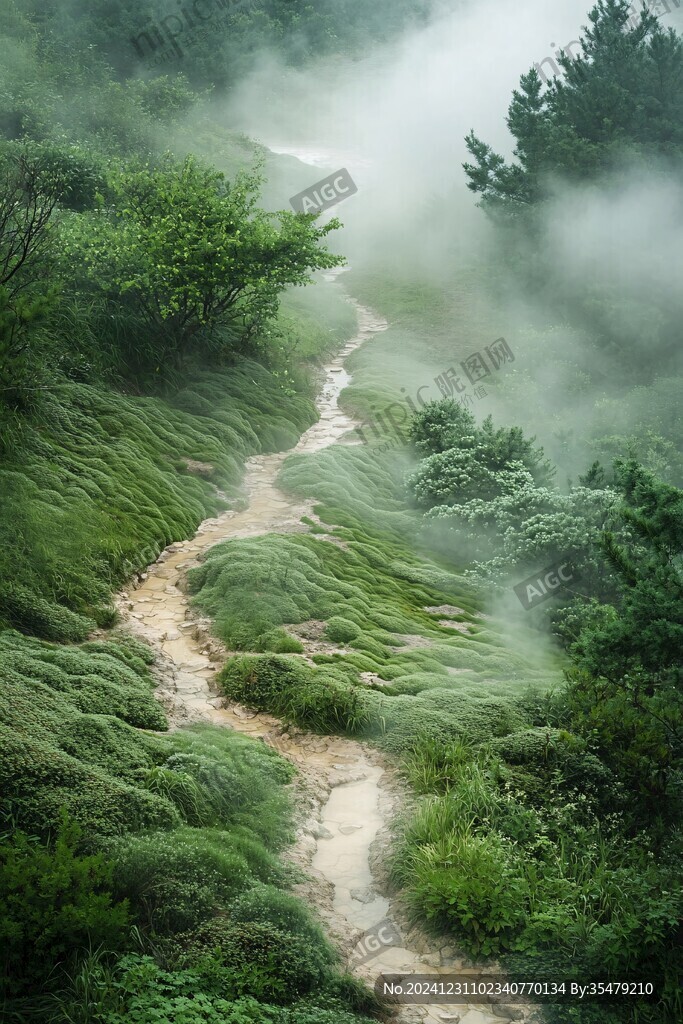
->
[
  {"left": 189, "top": 472, "right": 560, "bottom": 755},
  {"left": 0, "top": 230, "right": 377, "bottom": 1024},
  {"left": 0, "top": 8, "right": 374, "bottom": 1014},
  {"left": 0, "top": 625, "right": 382, "bottom": 1023},
  {"left": 196, "top": 445, "right": 681, "bottom": 1023},
  {"left": 3, "top": 2, "right": 683, "bottom": 1022}
]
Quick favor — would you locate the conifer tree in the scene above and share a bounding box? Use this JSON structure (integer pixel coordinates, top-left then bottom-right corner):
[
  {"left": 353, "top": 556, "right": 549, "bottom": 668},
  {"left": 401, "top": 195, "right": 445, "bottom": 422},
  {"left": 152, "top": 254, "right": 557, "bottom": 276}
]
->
[{"left": 463, "top": 1, "right": 683, "bottom": 210}]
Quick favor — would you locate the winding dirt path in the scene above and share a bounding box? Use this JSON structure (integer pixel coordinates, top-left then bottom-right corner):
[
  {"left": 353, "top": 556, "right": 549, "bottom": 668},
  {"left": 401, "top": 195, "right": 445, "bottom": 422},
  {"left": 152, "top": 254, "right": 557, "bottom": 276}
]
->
[{"left": 119, "top": 275, "right": 521, "bottom": 1024}]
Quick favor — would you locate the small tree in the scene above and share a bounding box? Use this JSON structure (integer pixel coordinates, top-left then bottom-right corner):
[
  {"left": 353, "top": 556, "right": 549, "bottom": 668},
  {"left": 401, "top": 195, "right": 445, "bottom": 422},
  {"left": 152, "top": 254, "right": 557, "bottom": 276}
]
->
[
  {"left": 63, "top": 155, "right": 344, "bottom": 371},
  {"left": 0, "top": 151, "right": 62, "bottom": 413},
  {"left": 0, "top": 152, "right": 62, "bottom": 295},
  {"left": 564, "top": 460, "right": 683, "bottom": 821}
]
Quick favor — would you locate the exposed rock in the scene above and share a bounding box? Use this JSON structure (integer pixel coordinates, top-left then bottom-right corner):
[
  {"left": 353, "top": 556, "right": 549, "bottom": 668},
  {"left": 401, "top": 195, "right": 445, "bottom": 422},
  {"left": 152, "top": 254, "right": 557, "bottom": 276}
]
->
[
  {"left": 420, "top": 952, "right": 442, "bottom": 967},
  {"left": 424, "top": 605, "right": 467, "bottom": 616},
  {"left": 438, "top": 619, "right": 472, "bottom": 633}
]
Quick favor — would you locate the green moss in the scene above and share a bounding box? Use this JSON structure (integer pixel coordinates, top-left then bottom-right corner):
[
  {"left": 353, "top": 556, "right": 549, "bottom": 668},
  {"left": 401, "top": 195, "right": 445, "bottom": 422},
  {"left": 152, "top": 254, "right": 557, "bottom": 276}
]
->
[
  {"left": 0, "top": 361, "right": 317, "bottom": 640},
  {"left": 0, "top": 631, "right": 166, "bottom": 733},
  {"left": 257, "top": 628, "right": 305, "bottom": 654},
  {"left": 56, "top": 715, "right": 156, "bottom": 781},
  {"left": 111, "top": 826, "right": 288, "bottom": 935},
  {"left": 324, "top": 617, "right": 360, "bottom": 643}
]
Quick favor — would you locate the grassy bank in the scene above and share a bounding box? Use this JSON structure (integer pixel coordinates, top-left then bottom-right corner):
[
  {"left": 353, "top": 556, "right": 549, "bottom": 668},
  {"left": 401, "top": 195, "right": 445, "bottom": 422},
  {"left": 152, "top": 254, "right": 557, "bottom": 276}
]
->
[{"left": 1, "top": 624, "right": 381, "bottom": 1023}]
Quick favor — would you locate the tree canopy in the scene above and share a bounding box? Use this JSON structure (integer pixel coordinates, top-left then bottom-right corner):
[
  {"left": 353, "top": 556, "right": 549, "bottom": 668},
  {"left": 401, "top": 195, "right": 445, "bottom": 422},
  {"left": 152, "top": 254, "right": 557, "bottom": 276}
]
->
[{"left": 463, "top": 0, "right": 683, "bottom": 211}]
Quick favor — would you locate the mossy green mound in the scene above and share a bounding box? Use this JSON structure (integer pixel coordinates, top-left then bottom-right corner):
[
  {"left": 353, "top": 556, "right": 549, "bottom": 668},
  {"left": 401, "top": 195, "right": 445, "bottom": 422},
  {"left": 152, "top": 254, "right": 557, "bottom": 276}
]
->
[
  {"left": 192, "top": 433, "right": 561, "bottom": 754},
  {"left": 0, "top": 363, "right": 317, "bottom": 642}
]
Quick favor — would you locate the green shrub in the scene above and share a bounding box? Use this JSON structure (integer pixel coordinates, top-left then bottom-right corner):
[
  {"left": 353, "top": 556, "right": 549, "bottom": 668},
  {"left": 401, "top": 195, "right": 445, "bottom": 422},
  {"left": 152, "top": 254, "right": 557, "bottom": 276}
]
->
[
  {"left": 0, "top": 583, "right": 95, "bottom": 642},
  {"left": 156, "top": 727, "right": 294, "bottom": 848},
  {"left": 324, "top": 617, "right": 361, "bottom": 643},
  {"left": 112, "top": 828, "right": 286, "bottom": 935},
  {"left": 228, "top": 883, "right": 334, "bottom": 961},
  {"left": 85, "top": 955, "right": 270, "bottom": 1024},
  {"left": 258, "top": 629, "right": 305, "bottom": 654},
  {"left": 489, "top": 728, "right": 619, "bottom": 808},
  {"left": 392, "top": 800, "right": 530, "bottom": 955},
  {"left": 280, "top": 674, "right": 373, "bottom": 734},
  {"left": 0, "top": 726, "right": 180, "bottom": 839},
  {"left": 0, "top": 814, "right": 129, "bottom": 997},
  {"left": 188, "top": 919, "right": 327, "bottom": 1003},
  {"left": 57, "top": 715, "right": 156, "bottom": 781},
  {"left": 219, "top": 654, "right": 373, "bottom": 734},
  {"left": 219, "top": 655, "right": 310, "bottom": 713}
]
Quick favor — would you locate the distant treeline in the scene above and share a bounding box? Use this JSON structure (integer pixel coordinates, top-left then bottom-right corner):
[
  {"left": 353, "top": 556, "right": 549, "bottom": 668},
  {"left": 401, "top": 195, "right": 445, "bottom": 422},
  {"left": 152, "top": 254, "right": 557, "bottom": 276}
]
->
[{"left": 9, "top": 0, "right": 432, "bottom": 93}]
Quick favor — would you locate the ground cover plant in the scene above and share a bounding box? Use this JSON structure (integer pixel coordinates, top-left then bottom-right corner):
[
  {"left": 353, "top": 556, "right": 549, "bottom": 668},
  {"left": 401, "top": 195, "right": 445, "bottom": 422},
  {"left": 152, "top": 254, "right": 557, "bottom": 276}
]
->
[
  {"left": 189, "top": 448, "right": 560, "bottom": 752},
  {"left": 0, "top": 362, "right": 319, "bottom": 642},
  {"left": 0, "top": 627, "right": 379, "bottom": 1023},
  {"left": 399, "top": 416, "right": 682, "bottom": 1018},
  {"left": 196, "top": 270, "right": 682, "bottom": 1024},
  {"left": 340, "top": 278, "right": 683, "bottom": 1020},
  {"left": 197, "top": 425, "right": 681, "bottom": 1023}
]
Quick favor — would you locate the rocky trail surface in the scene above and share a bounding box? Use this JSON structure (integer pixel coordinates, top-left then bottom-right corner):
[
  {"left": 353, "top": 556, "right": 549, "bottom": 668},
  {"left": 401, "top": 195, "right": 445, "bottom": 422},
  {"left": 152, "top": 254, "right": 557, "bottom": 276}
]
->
[{"left": 119, "top": 275, "right": 526, "bottom": 1024}]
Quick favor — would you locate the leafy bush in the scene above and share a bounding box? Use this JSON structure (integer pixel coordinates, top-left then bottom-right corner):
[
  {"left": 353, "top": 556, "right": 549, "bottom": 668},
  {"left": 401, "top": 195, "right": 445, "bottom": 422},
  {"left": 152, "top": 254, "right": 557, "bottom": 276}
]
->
[
  {"left": 112, "top": 827, "right": 287, "bottom": 935},
  {"left": 392, "top": 800, "right": 530, "bottom": 955},
  {"left": 61, "top": 156, "right": 343, "bottom": 373},
  {"left": 258, "top": 629, "right": 305, "bottom": 654},
  {"left": 187, "top": 919, "right": 328, "bottom": 1003},
  {"left": 219, "top": 655, "right": 310, "bottom": 712},
  {"left": 220, "top": 655, "right": 373, "bottom": 735},
  {"left": 86, "top": 955, "right": 272, "bottom": 1024},
  {"left": 0, "top": 725, "right": 180, "bottom": 840},
  {"left": 228, "top": 883, "right": 335, "bottom": 960},
  {"left": 0, "top": 814, "right": 129, "bottom": 997}
]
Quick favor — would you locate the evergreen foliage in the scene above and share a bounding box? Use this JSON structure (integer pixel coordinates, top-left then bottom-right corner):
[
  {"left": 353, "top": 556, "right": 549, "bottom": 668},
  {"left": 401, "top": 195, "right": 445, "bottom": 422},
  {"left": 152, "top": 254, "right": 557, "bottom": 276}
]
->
[{"left": 463, "top": 1, "right": 683, "bottom": 210}]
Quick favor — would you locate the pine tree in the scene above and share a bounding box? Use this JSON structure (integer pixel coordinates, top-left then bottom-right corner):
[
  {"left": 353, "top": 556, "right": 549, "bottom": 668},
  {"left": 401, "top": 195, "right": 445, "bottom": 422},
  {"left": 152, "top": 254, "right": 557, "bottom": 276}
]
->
[{"left": 463, "top": 0, "right": 683, "bottom": 211}]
